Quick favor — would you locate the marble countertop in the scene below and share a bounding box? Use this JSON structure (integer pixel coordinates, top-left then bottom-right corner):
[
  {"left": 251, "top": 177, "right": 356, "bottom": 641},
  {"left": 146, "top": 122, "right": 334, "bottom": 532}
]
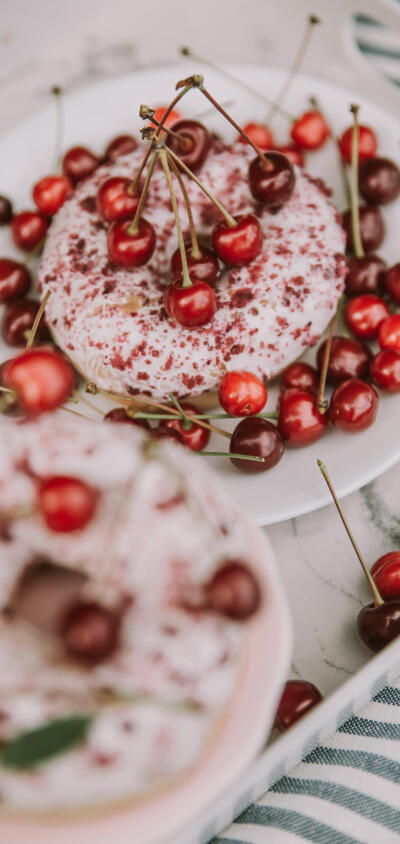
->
[{"left": 1, "top": 0, "right": 399, "bottom": 700}]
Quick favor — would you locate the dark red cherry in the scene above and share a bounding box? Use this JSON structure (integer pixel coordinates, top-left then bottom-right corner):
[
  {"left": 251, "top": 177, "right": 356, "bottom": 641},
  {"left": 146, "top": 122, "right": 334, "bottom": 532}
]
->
[
  {"left": 378, "top": 314, "right": 400, "bottom": 352},
  {"left": 278, "top": 389, "right": 328, "bottom": 447},
  {"left": 229, "top": 416, "right": 284, "bottom": 473},
  {"left": 345, "top": 254, "right": 386, "bottom": 297},
  {"left": 151, "top": 426, "right": 184, "bottom": 444},
  {"left": 0, "top": 195, "right": 13, "bottom": 225},
  {"left": 212, "top": 214, "right": 263, "bottom": 266},
  {"left": 62, "top": 146, "right": 100, "bottom": 184},
  {"left": 317, "top": 336, "right": 371, "bottom": 384},
  {"left": 359, "top": 157, "right": 400, "bottom": 206},
  {"left": 160, "top": 402, "right": 210, "bottom": 451},
  {"left": 274, "top": 145, "right": 305, "bottom": 167},
  {"left": 38, "top": 475, "right": 98, "bottom": 532},
  {"left": 248, "top": 151, "right": 295, "bottom": 208},
  {"left": 339, "top": 125, "right": 377, "bottom": 164},
  {"left": 357, "top": 600, "right": 400, "bottom": 652},
  {"left": 371, "top": 552, "right": 400, "bottom": 601},
  {"left": 164, "top": 279, "right": 216, "bottom": 328},
  {"left": 275, "top": 680, "right": 322, "bottom": 732},
  {"left": 205, "top": 561, "right": 261, "bottom": 620},
  {"left": 291, "top": 110, "right": 329, "bottom": 150},
  {"left": 104, "top": 134, "right": 137, "bottom": 161},
  {"left": 345, "top": 294, "right": 390, "bottom": 340},
  {"left": 32, "top": 174, "right": 72, "bottom": 216},
  {"left": 342, "top": 205, "right": 384, "bottom": 253},
  {"left": 329, "top": 378, "right": 378, "bottom": 432},
  {"left": 1, "top": 299, "right": 49, "bottom": 347},
  {"left": 104, "top": 407, "right": 150, "bottom": 429},
  {"left": 97, "top": 177, "right": 140, "bottom": 223},
  {"left": 61, "top": 601, "right": 120, "bottom": 663},
  {"left": 370, "top": 349, "right": 400, "bottom": 393},
  {"left": 170, "top": 243, "right": 219, "bottom": 285},
  {"left": 219, "top": 370, "right": 267, "bottom": 416},
  {"left": 281, "top": 361, "right": 318, "bottom": 393},
  {"left": 3, "top": 348, "right": 75, "bottom": 416},
  {"left": 107, "top": 217, "right": 156, "bottom": 267},
  {"left": 11, "top": 210, "right": 48, "bottom": 252},
  {"left": 0, "top": 259, "right": 31, "bottom": 303},
  {"left": 385, "top": 263, "right": 400, "bottom": 305},
  {"left": 239, "top": 123, "right": 274, "bottom": 150},
  {"left": 166, "top": 119, "right": 210, "bottom": 172}
]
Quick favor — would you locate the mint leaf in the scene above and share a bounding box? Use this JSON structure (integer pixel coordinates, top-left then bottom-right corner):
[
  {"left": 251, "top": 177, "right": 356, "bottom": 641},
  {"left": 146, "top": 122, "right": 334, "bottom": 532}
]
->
[{"left": 1, "top": 715, "right": 93, "bottom": 770}]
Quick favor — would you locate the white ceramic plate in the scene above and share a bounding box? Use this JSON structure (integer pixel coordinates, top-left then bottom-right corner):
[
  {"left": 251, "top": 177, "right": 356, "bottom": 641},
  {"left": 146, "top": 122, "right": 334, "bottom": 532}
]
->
[{"left": 0, "top": 63, "right": 399, "bottom": 526}]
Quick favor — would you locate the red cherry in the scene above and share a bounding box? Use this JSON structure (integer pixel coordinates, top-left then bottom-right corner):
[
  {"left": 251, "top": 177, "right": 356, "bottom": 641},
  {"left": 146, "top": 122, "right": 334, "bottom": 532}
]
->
[
  {"left": 3, "top": 348, "right": 75, "bottom": 416},
  {"left": 274, "top": 145, "right": 305, "bottom": 167},
  {"left": 229, "top": 417, "right": 284, "bottom": 473},
  {"left": 170, "top": 243, "right": 219, "bottom": 285},
  {"left": 275, "top": 680, "right": 322, "bottom": 731},
  {"left": 378, "top": 314, "right": 400, "bottom": 352},
  {"left": 359, "top": 157, "right": 400, "bottom": 206},
  {"left": 164, "top": 279, "right": 217, "bottom": 328},
  {"left": 205, "top": 561, "right": 261, "bottom": 620},
  {"left": 11, "top": 211, "right": 48, "bottom": 252},
  {"left": 152, "top": 106, "right": 181, "bottom": 128},
  {"left": 345, "top": 254, "right": 386, "bottom": 297},
  {"left": 104, "top": 134, "right": 137, "bottom": 161},
  {"left": 329, "top": 378, "right": 378, "bottom": 432},
  {"left": 317, "top": 336, "right": 371, "bottom": 384},
  {"left": 166, "top": 119, "right": 210, "bottom": 172},
  {"left": 104, "top": 407, "right": 150, "bottom": 429},
  {"left": 107, "top": 217, "right": 156, "bottom": 267},
  {"left": 97, "top": 177, "right": 140, "bottom": 223},
  {"left": 32, "top": 174, "right": 72, "bottom": 216},
  {"left": 248, "top": 152, "right": 295, "bottom": 208},
  {"left": 219, "top": 370, "right": 267, "bottom": 416},
  {"left": 290, "top": 110, "right": 329, "bottom": 150},
  {"left": 278, "top": 389, "right": 328, "bottom": 447},
  {"left": 357, "top": 601, "right": 400, "bottom": 652},
  {"left": 160, "top": 402, "right": 210, "bottom": 451},
  {"left": 38, "top": 475, "right": 98, "bottom": 533},
  {"left": 371, "top": 552, "right": 400, "bottom": 601},
  {"left": 385, "top": 263, "right": 400, "bottom": 305},
  {"left": 370, "top": 349, "right": 400, "bottom": 393},
  {"left": 1, "top": 299, "right": 49, "bottom": 347},
  {"left": 281, "top": 361, "right": 318, "bottom": 393},
  {"left": 212, "top": 214, "right": 263, "bottom": 267},
  {"left": 345, "top": 294, "right": 390, "bottom": 340},
  {"left": 239, "top": 123, "right": 273, "bottom": 150},
  {"left": 342, "top": 205, "right": 384, "bottom": 253},
  {"left": 61, "top": 601, "right": 119, "bottom": 663},
  {"left": 0, "top": 259, "right": 31, "bottom": 304},
  {"left": 62, "top": 146, "right": 99, "bottom": 184},
  {"left": 339, "top": 125, "right": 377, "bottom": 164},
  {"left": 0, "top": 195, "right": 13, "bottom": 225}
]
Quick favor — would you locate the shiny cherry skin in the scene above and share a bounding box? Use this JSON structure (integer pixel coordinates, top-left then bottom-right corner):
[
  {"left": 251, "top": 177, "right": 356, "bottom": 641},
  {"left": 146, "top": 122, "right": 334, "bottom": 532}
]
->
[
  {"left": 239, "top": 122, "right": 274, "bottom": 150},
  {"left": 104, "top": 134, "right": 137, "bottom": 161},
  {"left": 152, "top": 106, "right": 181, "bottom": 128},
  {"left": 248, "top": 151, "right": 295, "bottom": 208},
  {"left": 97, "top": 177, "right": 140, "bottom": 223},
  {"left": 205, "top": 561, "right": 261, "bottom": 620},
  {"left": 219, "top": 370, "right": 267, "bottom": 416},
  {"left": 61, "top": 600, "right": 120, "bottom": 663},
  {"left": 385, "top": 263, "right": 400, "bottom": 305},
  {"left": 371, "top": 552, "right": 400, "bottom": 601},
  {"left": 370, "top": 349, "right": 400, "bottom": 393},
  {"left": 32, "top": 174, "right": 72, "bottom": 216},
  {"left": 62, "top": 146, "right": 99, "bottom": 184},
  {"left": 359, "top": 157, "right": 400, "bottom": 206},
  {"left": 278, "top": 389, "right": 328, "bottom": 447},
  {"left": 281, "top": 361, "right": 318, "bottom": 394},
  {"left": 274, "top": 145, "right": 305, "bottom": 167},
  {"left": 290, "top": 110, "right": 329, "bottom": 150},
  {"left": 107, "top": 217, "right": 156, "bottom": 267},
  {"left": 166, "top": 119, "right": 210, "bottom": 172},
  {"left": 0, "top": 259, "right": 31, "bottom": 303},
  {"left": 212, "top": 214, "right": 263, "bottom": 267},
  {"left": 345, "top": 294, "right": 390, "bottom": 340},
  {"left": 160, "top": 402, "right": 210, "bottom": 451},
  {"left": 2, "top": 348, "right": 75, "bottom": 416},
  {"left": 345, "top": 254, "right": 386, "bottom": 297},
  {"left": 170, "top": 243, "right": 219, "bottom": 285},
  {"left": 1, "top": 299, "right": 49, "bottom": 347},
  {"left": 229, "top": 417, "right": 284, "bottom": 473},
  {"left": 317, "top": 336, "right": 371, "bottom": 384},
  {"left": 0, "top": 195, "right": 13, "bottom": 225},
  {"left": 38, "top": 475, "right": 98, "bottom": 532},
  {"left": 378, "top": 314, "right": 400, "bottom": 352},
  {"left": 329, "top": 378, "right": 378, "bottom": 432},
  {"left": 342, "top": 205, "right": 384, "bottom": 253},
  {"left": 104, "top": 407, "right": 150, "bottom": 429},
  {"left": 339, "top": 124, "right": 377, "bottom": 164},
  {"left": 11, "top": 210, "right": 48, "bottom": 252},
  {"left": 164, "top": 279, "right": 217, "bottom": 328},
  {"left": 357, "top": 600, "right": 400, "bottom": 652},
  {"left": 275, "top": 680, "right": 322, "bottom": 732},
  {"left": 151, "top": 426, "right": 184, "bottom": 444}
]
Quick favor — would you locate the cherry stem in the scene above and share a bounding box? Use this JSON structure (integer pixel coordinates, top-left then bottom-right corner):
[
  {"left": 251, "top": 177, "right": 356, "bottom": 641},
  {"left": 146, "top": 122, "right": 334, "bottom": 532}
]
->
[
  {"left": 317, "top": 294, "right": 344, "bottom": 412},
  {"left": 309, "top": 96, "right": 350, "bottom": 204},
  {"left": 127, "top": 151, "right": 158, "bottom": 236},
  {"left": 51, "top": 85, "right": 63, "bottom": 171},
  {"left": 349, "top": 103, "right": 364, "bottom": 259},
  {"left": 168, "top": 392, "right": 192, "bottom": 429},
  {"left": 266, "top": 15, "right": 320, "bottom": 124},
  {"left": 132, "top": 84, "right": 193, "bottom": 191},
  {"left": 168, "top": 156, "right": 201, "bottom": 259},
  {"left": 317, "top": 460, "right": 383, "bottom": 606},
  {"left": 166, "top": 146, "right": 237, "bottom": 228},
  {"left": 158, "top": 147, "right": 192, "bottom": 288},
  {"left": 140, "top": 111, "right": 191, "bottom": 148},
  {"left": 23, "top": 239, "right": 45, "bottom": 266},
  {"left": 133, "top": 411, "right": 279, "bottom": 421},
  {"left": 25, "top": 290, "right": 51, "bottom": 351},
  {"left": 74, "top": 391, "right": 104, "bottom": 416},
  {"left": 198, "top": 451, "right": 264, "bottom": 462},
  {"left": 198, "top": 85, "right": 268, "bottom": 167},
  {"left": 0, "top": 385, "right": 16, "bottom": 396}
]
